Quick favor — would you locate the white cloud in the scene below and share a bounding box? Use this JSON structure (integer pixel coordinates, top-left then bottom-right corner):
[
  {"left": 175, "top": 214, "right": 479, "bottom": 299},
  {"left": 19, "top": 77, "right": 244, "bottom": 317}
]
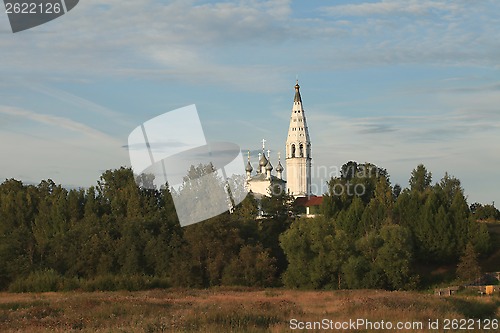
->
[
  {"left": 1, "top": 0, "right": 499, "bottom": 88},
  {"left": 321, "top": 0, "right": 459, "bottom": 17},
  {"left": 26, "top": 84, "right": 124, "bottom": 120},
  {"left": 0, "top": 105, "right": 128, "bottom": 186},
  {"left": 315, "top": 0, "right": 500, "bottom": 68},
  {"left": 0, "top": 105, "right": 121, "bottom": 143},
  {"left": 0, "top": 0, "right": 295, "bottom": 91},
  {"left": 305, "top": 102, "right": 500, "bottom": 204}
]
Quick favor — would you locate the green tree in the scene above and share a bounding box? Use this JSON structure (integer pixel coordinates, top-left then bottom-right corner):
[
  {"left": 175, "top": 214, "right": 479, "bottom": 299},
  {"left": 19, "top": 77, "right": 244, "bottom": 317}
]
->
[
  {"left": 280, "top": 217, "right": 351, "bottom": 289},
  {"left": 258, "top": 188, "right": 294, "bottom": 276},
  {"left": 471, "top": 203, "right": 500, "bottom": 221},
  {"left": 456, "top": 242, "right": 481, "bottom": 283},
  {"left": 335, "top": 196, "right": 364, "bottom": 239},
  {"left": 261, "top": 184, "right": 295, "bottom": 221},
  {"left": 342, "top": 255, "right": 371, "bottom": 289},
  {"left": 393, "top": 189, "right": 420, "bottom": 230},
  {"left": 392, "top": 184, "right": 402, "bottom": 200},
  {"left": 222, "top": 244, "right": 277, "bottom": 287},
  {"left": 280, "top": 217, "right": 329, "bottom": 288},
  {"left": 376, "top": 224, "right": 415, "bottom": 290},
  {"left": 409, "top": 164, "right": 432, "bottom": 193},
  {"left": 352, "top": 231, "right": 385, "bottom": 288},
  {"left": 360, "top": 176, "right": 394, "bottom": 233},
  {"left": 169, "top": 216, "right": 243, "bottom": 287},
  {"left": 470, "top": 222, "right": 491, "bottom": 256},
  {"left": 141, "top": 189, "right": 181, "bottom": 277},
  {"left": 323, "top": 161, "right": 389, "bottom": 218},
  {"left": 0, "top": 180, "right": 38, "bottom": 287}
]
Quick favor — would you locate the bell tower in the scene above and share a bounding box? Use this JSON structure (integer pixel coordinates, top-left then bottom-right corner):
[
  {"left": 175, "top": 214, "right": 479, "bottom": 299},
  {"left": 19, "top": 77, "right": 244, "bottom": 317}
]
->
[{"left": 285, "top": 80, "right": 311, "bottom": 197}]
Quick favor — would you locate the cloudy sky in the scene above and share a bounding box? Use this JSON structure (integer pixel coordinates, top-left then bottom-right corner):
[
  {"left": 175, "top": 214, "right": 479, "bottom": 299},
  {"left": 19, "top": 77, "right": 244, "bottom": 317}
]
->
[{"left": 1, "top": 0, "right": 499, "bottom": 205}]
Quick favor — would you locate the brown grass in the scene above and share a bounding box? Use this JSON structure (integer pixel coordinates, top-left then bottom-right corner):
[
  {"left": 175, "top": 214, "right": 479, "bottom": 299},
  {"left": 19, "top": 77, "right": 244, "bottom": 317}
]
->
[{"left": 0, "top": 288, "right": 498, "bottom": 332}]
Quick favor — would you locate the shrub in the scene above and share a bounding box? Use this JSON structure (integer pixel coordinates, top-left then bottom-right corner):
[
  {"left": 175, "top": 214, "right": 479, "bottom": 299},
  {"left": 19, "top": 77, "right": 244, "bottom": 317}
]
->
[
  {"left": 9, "top": 269, "right": 65, "bottom": 292},
  {"left": 81, "top": 275, "right": 169, "bottom": 292}
]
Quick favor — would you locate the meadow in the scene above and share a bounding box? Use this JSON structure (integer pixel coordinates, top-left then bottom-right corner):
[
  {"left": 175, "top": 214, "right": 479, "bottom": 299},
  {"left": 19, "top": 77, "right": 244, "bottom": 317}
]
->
[{"left": 0, "top": 288, "right": 498, "bottom": 332}]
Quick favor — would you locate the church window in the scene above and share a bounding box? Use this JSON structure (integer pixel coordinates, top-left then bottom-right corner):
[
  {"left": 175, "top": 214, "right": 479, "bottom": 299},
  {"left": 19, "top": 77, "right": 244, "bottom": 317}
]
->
[
  {"left": 291, "top": 144, "right": 296, "bottom": 158},
  {"left": 300, "top": 144, "right": 304, "bottom": 157}
]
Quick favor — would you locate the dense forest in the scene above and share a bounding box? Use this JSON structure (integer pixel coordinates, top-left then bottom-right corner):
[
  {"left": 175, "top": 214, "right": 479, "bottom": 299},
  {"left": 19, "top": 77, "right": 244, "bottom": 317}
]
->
[{"left": 0, "top": 162, "right": 497, "bottom": 292}]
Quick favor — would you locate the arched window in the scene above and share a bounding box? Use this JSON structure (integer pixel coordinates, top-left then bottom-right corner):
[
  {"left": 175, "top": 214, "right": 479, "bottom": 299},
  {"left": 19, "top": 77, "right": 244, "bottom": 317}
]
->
[
  {"left": 291, "top": 144, "right": 296, "bottom": 158},
  {"left": 299, "top": 144, "right": 304, "bottom": 157}
]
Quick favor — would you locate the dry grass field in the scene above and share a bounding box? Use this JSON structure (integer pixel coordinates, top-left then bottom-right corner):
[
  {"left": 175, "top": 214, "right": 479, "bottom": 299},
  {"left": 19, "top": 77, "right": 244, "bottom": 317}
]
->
[{"left": 0, "top": 288, "right": 499, "bottom": 332}]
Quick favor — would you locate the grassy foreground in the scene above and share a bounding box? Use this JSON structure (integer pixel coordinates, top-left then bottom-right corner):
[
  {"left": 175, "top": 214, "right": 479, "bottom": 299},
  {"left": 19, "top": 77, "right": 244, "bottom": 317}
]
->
[{"left": 0, "top": 288, "right": 499, "bottom": 332}]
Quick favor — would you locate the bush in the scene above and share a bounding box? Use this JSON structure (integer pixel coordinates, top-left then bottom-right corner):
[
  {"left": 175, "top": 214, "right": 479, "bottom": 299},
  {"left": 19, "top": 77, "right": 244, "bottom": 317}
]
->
[
  {"left": 81, "top": 275, "right": 117, "bottom": 292},
  {"left": 8, "top": 271, "right": 169, "bottom": 292},
  {"left": 9, "top": 269, "right": 66, "bottom": 292},
  {"left": 81, "top": 275, "right": 169, "bottom": 292}
]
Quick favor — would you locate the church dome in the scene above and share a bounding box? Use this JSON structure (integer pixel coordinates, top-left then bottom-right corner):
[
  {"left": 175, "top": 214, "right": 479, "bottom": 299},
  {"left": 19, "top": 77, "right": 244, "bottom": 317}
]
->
[
  {"left": 276, "top": 161, "right": 284, "bottom": 172},
  {"left": 259, "top": 154, "right": 268, "bottom": 166},
  {"left": 246, "top": 161, "right": 253, "bottom": 172},
  {"left": 265, "top": 160, "right": 273, "bottom": 171}
]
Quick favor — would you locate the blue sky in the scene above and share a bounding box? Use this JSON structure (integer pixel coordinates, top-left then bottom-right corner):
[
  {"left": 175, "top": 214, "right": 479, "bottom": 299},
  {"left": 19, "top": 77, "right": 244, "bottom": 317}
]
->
[{"left": 1, "top": 0, "right": 499, "bottom": 205}]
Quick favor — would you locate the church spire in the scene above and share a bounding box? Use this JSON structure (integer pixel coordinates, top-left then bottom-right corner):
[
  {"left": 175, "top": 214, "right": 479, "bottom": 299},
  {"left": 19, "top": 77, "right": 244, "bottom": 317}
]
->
[{"left": 286, "top": 79, "right": 311, "bottom": 197}]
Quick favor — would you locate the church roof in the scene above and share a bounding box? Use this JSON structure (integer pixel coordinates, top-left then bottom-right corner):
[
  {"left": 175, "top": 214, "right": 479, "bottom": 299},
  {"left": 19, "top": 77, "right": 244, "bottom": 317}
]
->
[
  {"left": 287, "top": 80, "right": 311, "bottom": 146},
  {"left": 295, "top": 196, "right": 323, "bottom": 207},
  {"left": 247, "top": 173, "right": 286, "bottom": 183}
]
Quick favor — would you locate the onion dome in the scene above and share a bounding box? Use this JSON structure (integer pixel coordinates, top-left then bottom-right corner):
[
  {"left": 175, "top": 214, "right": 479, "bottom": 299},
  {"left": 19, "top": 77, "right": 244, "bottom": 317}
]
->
[
  {"left": 246, "top": 161, "right": 253, "bottom": 172},
  {"left": 245, "top": 151, "right": 253, "bottom": 172},
  {"left": 276, "top": 161, "right": 284, "bottom": 172},
  {"left": 265, "top": 160, "right": 273, "bottom": 171},
  {"left": 259, "top": 153, "right": 268, "bottom": 166}
]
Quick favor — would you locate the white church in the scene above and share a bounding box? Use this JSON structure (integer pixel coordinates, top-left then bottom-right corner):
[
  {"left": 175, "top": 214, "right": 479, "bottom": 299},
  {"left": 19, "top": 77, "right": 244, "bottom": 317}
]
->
[{"left": 245, "top": 81, "right": 319, "bottom": 211}]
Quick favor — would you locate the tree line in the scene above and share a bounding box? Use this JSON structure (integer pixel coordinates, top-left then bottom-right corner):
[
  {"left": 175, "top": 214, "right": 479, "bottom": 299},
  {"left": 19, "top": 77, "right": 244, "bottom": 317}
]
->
[
  {"left": 0, "top": 163, "right": 495, "bottom": 292},
  {"left": 282, "top": 163, "right": 492, "bottom": 290}
]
